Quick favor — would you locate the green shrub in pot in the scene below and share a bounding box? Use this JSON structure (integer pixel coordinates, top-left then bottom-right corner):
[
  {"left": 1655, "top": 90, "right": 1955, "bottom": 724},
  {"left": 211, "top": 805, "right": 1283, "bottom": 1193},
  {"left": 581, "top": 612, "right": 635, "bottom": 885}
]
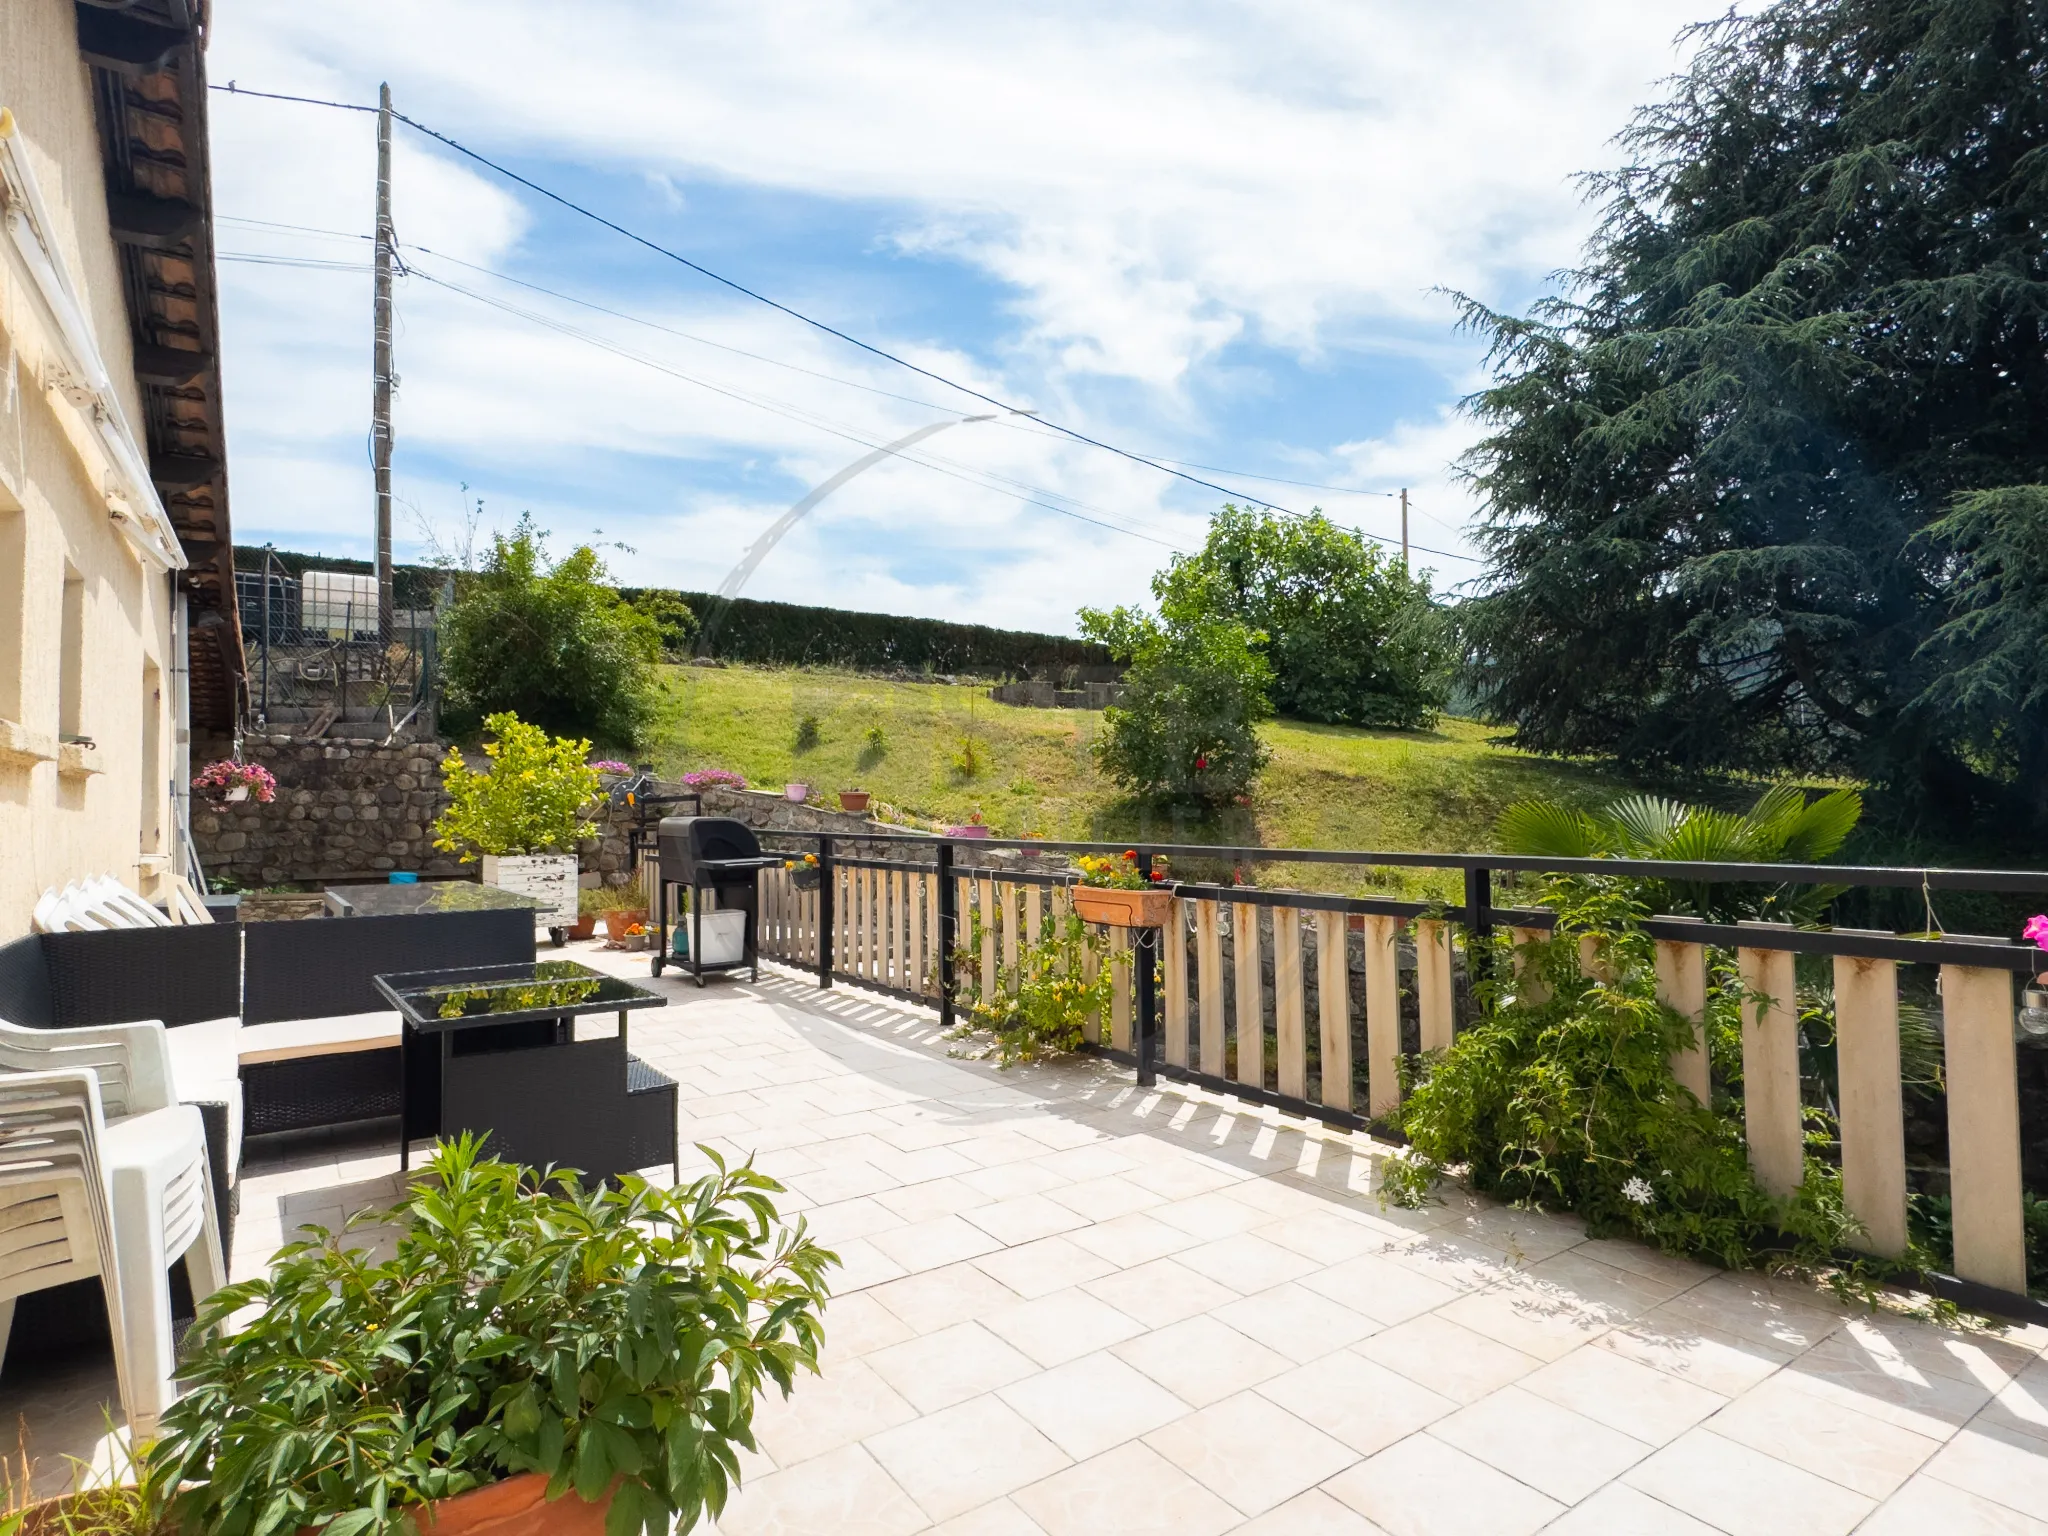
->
[{"left": 148, "top": 1137, "right": 836, "bottom": 1536}]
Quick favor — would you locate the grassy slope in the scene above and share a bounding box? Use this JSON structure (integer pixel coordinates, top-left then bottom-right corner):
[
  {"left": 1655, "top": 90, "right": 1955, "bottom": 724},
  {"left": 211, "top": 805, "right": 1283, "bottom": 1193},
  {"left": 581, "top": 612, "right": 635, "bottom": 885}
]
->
[{"left": 642, "top": 663, "right": 1648, "bottom": 900}]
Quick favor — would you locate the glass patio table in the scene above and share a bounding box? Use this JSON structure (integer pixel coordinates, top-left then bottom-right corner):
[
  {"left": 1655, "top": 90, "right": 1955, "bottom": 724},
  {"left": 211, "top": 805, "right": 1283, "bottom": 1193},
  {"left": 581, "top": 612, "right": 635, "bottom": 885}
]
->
[{"left": 374, "top": 960, "right": 677, "bottom": 1183}]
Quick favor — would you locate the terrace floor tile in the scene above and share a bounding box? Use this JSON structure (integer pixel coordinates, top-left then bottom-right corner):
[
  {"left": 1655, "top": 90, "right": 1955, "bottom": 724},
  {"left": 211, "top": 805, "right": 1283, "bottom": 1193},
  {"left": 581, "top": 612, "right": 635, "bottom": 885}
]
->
[{"left": 12, "top": 946, "right": 2032, "bottom": 1535}]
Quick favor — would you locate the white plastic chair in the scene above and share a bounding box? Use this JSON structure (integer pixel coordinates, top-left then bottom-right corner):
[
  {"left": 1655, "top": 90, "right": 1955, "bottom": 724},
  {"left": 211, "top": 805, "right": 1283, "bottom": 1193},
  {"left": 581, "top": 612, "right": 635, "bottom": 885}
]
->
[
  {"left": 32, "top": 878, "right": 172, "bottom": 934},
  {"left": 0, "top": 1016, "right": 174, "bottom": 1121},
  {"left": 0, "top": 1070, "right": 224, "bottom": 1436}
]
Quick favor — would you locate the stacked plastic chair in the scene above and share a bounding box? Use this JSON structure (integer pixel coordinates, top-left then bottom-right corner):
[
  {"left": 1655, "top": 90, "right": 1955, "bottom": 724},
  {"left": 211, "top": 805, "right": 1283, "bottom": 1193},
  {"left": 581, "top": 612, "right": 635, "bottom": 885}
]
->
[
  {"left": 0, "top": 1058, "right": 225, "bottom": 1434},
  {"left": 32, "top": 876, "right": 176, "bottom": 934}
]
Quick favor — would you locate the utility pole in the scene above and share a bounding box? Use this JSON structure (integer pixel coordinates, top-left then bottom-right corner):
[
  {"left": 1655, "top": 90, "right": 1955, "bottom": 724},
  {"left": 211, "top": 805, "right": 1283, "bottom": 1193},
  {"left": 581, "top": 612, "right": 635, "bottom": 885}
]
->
[
  {"left": 371, "top": 82, "right": 395, "bottom": 643},
  {"left": 1399, "top": 487, "right": 1409, "bottom": 573}
]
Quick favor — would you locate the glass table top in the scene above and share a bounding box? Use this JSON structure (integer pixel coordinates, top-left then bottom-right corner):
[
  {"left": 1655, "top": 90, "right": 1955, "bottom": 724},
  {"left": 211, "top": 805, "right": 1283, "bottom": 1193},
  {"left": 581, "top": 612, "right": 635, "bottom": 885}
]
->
[
  {"left": 325, "top": 881, "right": 543, "bottom": 918},
  {"left": 374, "top": 960, "right": 664, "bottom": 1030}
]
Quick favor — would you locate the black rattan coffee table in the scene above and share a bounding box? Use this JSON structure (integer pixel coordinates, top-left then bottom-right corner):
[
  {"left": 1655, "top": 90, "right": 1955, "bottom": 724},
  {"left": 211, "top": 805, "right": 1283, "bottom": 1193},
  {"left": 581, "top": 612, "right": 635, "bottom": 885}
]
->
[{"left": 375, "top": 960, "right": 678, "bottom": 1184}]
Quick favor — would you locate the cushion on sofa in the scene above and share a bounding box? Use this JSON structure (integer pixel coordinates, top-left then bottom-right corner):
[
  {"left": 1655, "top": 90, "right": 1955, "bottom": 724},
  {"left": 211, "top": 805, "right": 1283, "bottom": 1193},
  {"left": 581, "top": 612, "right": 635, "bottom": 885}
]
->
[
  {"left": 238, "top": 1011, "right": 403, "bottom": 1066},
  {"left": 164, "top": 1015, "right": 242, "bottom": 1183}
]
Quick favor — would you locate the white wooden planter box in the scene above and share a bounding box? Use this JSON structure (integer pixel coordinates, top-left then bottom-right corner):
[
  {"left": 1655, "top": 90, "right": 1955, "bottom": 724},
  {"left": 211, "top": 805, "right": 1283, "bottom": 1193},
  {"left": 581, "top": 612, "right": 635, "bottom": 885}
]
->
[{"left": 481, "top": 853, "right": 579, "bottom": 929}]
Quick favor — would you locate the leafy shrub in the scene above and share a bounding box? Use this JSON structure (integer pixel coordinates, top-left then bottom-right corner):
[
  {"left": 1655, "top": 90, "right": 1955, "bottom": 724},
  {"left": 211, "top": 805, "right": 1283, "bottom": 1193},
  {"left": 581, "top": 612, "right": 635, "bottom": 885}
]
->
[
  {"left": 793, "top": 715, "right": 821, "bottom": 752},
  {"left": 433, "top": 712, "right": 600, "bottom": 858},
  {"left": 440, "top": 516, "right": 662, "bottom": 746},
  {"left": 150, "top": 1138, "right": 835, "bottom": 1536},
  {"left": 957, "top": 911, "right": 1111, "bottom": 1064},
  {"left": 1384, "top": 888, "right": 1868, "bottom": 1278},
  {"left": 951, "top": 736, "right": 985, "bottom": 779},
  {"left": 1078, "top": 605, "right": 1271, "bottom": 804},
  {"left": 859, "top": 726, "right": 888, "bottom": 770},
  {"left": 1496, "top": 785, "right": 1863, "bottom": 921},
  {"left": 1156, "top": 504, "right": 1453, "bottom": 728},
  {"left": 628, "top": 590, "right": 699, "bottom": 658}
]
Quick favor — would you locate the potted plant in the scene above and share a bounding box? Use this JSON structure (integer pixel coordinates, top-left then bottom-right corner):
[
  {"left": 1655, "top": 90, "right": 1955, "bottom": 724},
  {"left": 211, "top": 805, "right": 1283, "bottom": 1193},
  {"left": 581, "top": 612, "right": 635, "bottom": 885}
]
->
[
  {"left": 945, "top": 810, "right": 990, "bottom": 839},
  {"left": 192, "top": 758, "right": 277, "bottom": 805},
  {"left": 786, "top": 852, "right": 822, "bottom": 891},
  {"left": 433, "top": 712, "right": 598, "bottom": 933},
  {"left": 784, "top": 782, "right": 810, "bottom": 804},
  {"left": 838, "top": 789, "right": 870, "bottom": 813},
  {"left": 148, "top": 1137, "right": 835, "bottom": 1536},
  {"left": 579, "top": 884, "right": 647, "bottom": 942},
  {"left": 1071, "top": 850, "right": 1173, "bottom": 927}
]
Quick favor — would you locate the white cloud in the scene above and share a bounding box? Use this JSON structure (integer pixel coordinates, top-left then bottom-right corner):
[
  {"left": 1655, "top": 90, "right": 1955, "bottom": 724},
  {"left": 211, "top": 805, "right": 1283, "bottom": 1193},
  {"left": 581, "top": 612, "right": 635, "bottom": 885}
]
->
[{"left": 204, "top": 1, "right": 1723, "bottom": 631}]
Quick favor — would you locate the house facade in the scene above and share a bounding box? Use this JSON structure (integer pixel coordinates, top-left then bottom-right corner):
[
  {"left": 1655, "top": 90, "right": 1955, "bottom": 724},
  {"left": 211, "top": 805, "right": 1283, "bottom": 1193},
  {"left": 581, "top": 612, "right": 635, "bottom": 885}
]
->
[{"left": 0, "top": 0, "right": 240, "bottom": 938}]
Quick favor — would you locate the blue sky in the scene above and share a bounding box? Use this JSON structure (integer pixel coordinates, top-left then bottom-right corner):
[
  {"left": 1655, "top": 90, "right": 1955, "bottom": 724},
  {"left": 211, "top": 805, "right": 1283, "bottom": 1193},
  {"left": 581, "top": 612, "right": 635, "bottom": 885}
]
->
[{"left": 205, "top": 2, "right": 1722, "bottom": 634}]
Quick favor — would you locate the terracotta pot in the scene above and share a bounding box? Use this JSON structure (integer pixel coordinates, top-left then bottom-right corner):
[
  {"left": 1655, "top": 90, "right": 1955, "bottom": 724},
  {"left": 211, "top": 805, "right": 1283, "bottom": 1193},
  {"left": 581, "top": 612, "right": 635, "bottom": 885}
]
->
[
  {"left": 566, "top": 914, "right": 597, "bottom": 941},
  {"left": 1072, "top": 885, "right": 1172, "bottom": 928},
  {"left": 303, "top": 1474, "right": 613, "bottom": 1536},
  {"left": 838, "top": 790, "right": 870, "bottom": 813},
  {"left": 601, "top": 907, "right": 647, "bottom": 940}
]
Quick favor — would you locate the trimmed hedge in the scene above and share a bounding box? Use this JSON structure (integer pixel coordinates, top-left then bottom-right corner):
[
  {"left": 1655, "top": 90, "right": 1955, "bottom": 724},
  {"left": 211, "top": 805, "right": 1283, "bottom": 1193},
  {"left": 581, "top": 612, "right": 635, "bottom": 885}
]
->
[
  {"left": 624, "top": 588, "right": 1113, "bottom": 678},
  {"left": 234, "top": 551, "right": 1111, "bottom": 678}
]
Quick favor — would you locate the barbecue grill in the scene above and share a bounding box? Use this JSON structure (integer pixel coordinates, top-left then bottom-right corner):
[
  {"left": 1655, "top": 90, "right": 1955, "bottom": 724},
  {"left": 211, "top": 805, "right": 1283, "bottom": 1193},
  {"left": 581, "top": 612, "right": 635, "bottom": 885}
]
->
[{"left": 651, "top": 816, "right": 782, "bottom": 985}]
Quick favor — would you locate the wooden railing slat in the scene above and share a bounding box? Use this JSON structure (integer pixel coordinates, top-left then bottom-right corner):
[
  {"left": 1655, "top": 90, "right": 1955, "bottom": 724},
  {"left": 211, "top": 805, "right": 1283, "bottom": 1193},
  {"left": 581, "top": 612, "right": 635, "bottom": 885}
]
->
[
  {"left": 1002, "top": 882, "right": 1021, "bottom": 992},
  {"left": 1233, "top": 901, "right": 1263, "bottom": 1088},
  {"left": 1835, "top": 953, "right": 1906, "bottom": 1258},
  {"left": 978, "top": 878, "right": 997, "bottom": 1000},
  {"left": 1510, "top": 924, "right": 1549, "bottom": 1005},
  {"left": 1415, "top": 917, "right": 1454, "bottom": 1054},
  {"left": 1274, "top": 907, "right": 1306, "bottom": 1099},
  {"left": 1082, "top": 909, "right": 1101, "bottom": 1045},
  {"left": 1362, "top": 913, "right": 1400, "bottom": 1119},
  {"left": 1164, "top": 898, "right": 1190, "bottom": 1069},
  {"left": 1941, "top": 964, "right": 2027, "bottom": 1293},
  {"left": 1316, "top": 909, "right": 1351, "bottom": 1112},
  {"left": 1196, "top": 900, "right": 1225, "bottom": 1076},
  {"left": 1736, "top": 944, "right": 1803, "bottom": 1199},
  {"left": 870, "top": 867, "right": 884, "bottom": 983},
  {"left": 1105, "top": 927, "right": 1129, "bottom": 1051},
  {"left": 1653, "top": 939, "right": 1710, "bottom": 1106}
]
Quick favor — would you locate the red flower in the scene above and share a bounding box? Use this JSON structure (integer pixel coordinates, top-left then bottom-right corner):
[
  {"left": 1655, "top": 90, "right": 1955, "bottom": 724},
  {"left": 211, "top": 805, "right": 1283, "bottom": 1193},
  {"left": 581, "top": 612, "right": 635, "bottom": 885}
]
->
[
  {"left": 1123, "top": 849, "right": 1137, "bottom": 860},
  {"left": 1195, "top": 755, "right": 1208, "bottom": 770},
  {"left": 1149, "top": 870, "right": 1164, "bottom": 882}
]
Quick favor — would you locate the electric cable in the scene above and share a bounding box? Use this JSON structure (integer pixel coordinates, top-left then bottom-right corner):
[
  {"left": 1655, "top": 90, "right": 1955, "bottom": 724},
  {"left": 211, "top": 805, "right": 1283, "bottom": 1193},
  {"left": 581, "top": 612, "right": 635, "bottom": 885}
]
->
[
  {"left": 211, "top": 82, "right": 1300, "bottom": 512},
  {"left": 211, "top": 84, "right": 1486, "bottom": 565}
]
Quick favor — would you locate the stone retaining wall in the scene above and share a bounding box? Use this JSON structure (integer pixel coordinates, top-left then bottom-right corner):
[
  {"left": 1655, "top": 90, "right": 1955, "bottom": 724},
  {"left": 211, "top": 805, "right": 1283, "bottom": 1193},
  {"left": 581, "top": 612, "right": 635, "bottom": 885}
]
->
[
  {"left": 191, "top": 731, "right": 464, "bottom": 890},
  {"left": 187, "top": 737, "right": 931, "bottom": 892}
]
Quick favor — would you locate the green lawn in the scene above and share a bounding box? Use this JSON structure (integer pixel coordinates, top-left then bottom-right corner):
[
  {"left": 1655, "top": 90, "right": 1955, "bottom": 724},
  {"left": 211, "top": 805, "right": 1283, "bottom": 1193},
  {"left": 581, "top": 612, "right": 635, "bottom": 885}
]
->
[{"left": 641, "top": 663, "right": 1651, "bottom": 900}]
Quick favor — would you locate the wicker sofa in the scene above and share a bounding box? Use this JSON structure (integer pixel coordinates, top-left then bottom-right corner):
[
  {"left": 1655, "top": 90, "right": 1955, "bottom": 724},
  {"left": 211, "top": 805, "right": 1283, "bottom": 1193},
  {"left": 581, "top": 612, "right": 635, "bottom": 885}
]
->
[{"left": 0, "top": 905, "right": 533, "bottom": 1367}]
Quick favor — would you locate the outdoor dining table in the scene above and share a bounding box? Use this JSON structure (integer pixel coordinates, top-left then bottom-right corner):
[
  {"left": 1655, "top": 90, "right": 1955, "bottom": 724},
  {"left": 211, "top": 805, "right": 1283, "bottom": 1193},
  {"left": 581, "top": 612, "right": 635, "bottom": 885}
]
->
[{"left": 374, "top": 959, "right": 674, "bottom": 1183}]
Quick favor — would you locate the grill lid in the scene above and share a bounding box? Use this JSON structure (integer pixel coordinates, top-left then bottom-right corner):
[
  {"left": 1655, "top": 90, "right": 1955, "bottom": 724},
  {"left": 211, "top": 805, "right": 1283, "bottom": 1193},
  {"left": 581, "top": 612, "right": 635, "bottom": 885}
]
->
[{"left": 656, "top": 816, "right": 777, "bottom": 886}]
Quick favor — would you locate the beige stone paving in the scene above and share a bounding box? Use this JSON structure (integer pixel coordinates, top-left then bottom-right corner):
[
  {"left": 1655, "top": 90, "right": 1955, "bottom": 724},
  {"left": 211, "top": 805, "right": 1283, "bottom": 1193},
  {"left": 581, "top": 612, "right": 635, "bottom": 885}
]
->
[{"left": 4, "top": 943, "right": 2048, "bottom": 1532}]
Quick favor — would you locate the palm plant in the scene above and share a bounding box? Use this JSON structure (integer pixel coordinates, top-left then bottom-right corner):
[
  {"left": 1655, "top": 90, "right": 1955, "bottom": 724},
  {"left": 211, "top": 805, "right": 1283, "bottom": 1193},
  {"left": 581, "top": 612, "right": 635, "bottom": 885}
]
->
[{"left": 1495, "top": 784, "right": 1862, "bottom": 922}]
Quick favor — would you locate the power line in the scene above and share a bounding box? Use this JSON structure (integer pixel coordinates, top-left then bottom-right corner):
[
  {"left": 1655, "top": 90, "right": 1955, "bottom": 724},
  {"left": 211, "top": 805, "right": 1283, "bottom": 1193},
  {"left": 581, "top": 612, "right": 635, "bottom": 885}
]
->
[
  {"left": 211, "top": 81, "right": 1292, "bottom": 512},
  {"left": 403, "top": 267, "right": 1180, "bottom": 547},
  {"left": 210, "top": 83, "right": 1485, "bottom": 567},
  {"left": 219, "top": 239, "right": 1187, "bottom": 544}
]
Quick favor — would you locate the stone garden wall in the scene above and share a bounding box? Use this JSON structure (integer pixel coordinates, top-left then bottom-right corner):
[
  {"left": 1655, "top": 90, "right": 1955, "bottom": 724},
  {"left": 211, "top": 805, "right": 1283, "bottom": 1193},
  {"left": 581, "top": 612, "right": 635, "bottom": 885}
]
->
[
  {"left": 190, "top": 730, "right": 463, "bottom": 890},
  {"left": 188, "top": 736, "right": 925, "bottom": 892}
]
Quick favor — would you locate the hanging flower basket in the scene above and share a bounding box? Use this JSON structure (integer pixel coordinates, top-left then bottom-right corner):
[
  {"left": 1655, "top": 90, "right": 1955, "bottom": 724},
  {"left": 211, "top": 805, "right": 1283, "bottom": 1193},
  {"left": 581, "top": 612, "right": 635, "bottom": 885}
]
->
[
  {"left": 1072, "top": 886, "right": 1172, "bottom": 928},
  {"left": 1071, "top": 851, "right": 1172, "bottom": 927},
  {"left": 193, "top": 758, "right": 277, "bottom": 805},
  {"left": 787, "top": 853, "right": 822, "bottom": 890}
]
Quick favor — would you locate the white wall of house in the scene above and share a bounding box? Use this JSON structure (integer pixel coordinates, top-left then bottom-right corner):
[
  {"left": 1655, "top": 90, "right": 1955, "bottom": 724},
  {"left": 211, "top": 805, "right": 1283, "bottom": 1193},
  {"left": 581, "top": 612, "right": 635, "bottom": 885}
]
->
[{"left": 0, "top": 0, "right": 183, "bottom": 938}]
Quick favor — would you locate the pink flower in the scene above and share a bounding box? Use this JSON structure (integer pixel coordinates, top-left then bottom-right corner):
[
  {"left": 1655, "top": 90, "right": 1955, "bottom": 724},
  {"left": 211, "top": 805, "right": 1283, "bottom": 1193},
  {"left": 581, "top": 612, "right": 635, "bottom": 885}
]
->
[{"left": 2024, "top": 914, "right": 2048, "bottom": 948}]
